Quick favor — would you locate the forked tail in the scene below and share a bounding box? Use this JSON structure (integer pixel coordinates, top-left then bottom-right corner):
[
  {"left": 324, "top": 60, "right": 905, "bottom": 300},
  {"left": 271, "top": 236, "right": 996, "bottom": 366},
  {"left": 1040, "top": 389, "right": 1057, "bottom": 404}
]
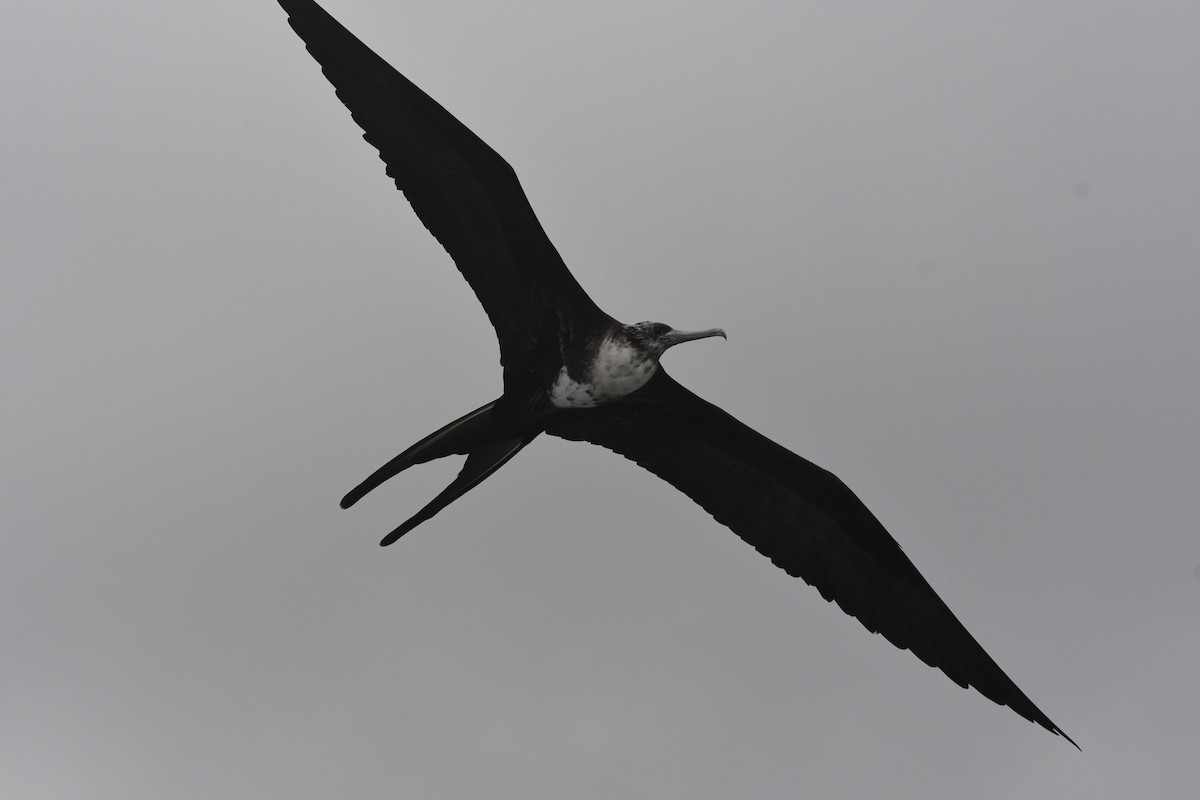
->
[
  {"left": 341, "top": 400, "right": 498, "bottom": 509},
  {"left": 340, "top": 399, "right": 536, "bottom": 545},
  {"left": 378, "top": 435, "right": 531, "bottom": 546}
]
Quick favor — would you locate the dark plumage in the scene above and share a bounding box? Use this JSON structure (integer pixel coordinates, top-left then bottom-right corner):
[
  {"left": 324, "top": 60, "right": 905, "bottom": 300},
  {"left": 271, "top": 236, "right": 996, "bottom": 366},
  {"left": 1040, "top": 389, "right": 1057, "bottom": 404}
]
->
[{"left": 276, "top": 0, "right": 1075, "bottom": 747}]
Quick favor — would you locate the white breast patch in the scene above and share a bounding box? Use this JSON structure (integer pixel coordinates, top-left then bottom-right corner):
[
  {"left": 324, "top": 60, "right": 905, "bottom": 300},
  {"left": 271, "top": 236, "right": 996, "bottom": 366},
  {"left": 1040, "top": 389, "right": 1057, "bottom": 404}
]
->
[{"left": 548, "top": 337, "right": 657, "bottom": 409}]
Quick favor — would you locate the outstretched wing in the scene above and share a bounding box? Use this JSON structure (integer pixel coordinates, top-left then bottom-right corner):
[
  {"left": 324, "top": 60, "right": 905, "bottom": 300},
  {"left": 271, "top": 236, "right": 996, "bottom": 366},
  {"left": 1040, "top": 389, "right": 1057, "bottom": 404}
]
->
[
  {"left": 278, "top": 0, "right": 610, "bottom": 365},
  {"left": 545, "top": 370, "right": 1075, "bottom": 746}
]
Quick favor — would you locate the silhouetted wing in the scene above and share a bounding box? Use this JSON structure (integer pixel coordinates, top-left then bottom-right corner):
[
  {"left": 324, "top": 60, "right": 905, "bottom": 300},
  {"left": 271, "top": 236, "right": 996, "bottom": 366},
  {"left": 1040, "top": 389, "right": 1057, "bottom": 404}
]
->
[
  {"left": 545, "top": 370, "right": 1075, "bottom": 746},
  {"left": 278, "top": 0, "right": 610, "bottom": 364}
]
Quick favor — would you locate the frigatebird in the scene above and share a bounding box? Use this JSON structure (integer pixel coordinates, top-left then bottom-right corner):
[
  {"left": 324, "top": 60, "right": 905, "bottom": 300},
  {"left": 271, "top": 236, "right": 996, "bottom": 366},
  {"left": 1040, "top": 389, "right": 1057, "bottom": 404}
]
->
[{"left": 277, "top": 0, "right": 1075, "bottom": 747}]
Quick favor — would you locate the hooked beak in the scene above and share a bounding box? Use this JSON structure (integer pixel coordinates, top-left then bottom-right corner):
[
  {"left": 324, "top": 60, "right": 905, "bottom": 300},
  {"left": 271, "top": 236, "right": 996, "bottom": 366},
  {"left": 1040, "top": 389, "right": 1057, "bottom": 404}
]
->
[{"left": 663, "top": 328, "right": 727, "bottom": 348}]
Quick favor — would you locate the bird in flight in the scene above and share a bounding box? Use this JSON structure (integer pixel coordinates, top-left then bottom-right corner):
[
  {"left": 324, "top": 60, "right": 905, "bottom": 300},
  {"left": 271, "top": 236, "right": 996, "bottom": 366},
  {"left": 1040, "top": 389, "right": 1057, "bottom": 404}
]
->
[{"left": 276, "top": 0, "right": 1075, "bottom": 747}]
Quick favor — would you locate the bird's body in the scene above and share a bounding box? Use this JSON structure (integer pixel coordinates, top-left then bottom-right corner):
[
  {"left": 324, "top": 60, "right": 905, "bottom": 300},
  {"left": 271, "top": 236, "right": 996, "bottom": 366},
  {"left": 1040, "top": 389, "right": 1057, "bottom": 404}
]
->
[
  {"left": 550, "top": 322, "right": 726, "bottom": 409},
  {"left": 549, "top": 334, "right": 655, "bottom": 409},
  {"left": 277, "top": 0, "right": 1075, "bottom": 747}
]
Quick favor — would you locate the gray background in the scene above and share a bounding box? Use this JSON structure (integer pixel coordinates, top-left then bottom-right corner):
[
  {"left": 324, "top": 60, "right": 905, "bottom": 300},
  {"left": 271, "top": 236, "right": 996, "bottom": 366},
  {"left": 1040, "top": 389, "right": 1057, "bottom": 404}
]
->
[{"left": 4, "top": 1, "right": 1198, "bottom": 797}]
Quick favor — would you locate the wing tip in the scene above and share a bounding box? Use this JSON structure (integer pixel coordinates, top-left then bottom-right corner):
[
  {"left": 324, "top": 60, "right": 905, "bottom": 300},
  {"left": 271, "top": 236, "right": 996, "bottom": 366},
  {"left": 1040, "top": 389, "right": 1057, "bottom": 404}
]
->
[{"left": 1050, "top": 723, "right": 1081, "bottom": 751}]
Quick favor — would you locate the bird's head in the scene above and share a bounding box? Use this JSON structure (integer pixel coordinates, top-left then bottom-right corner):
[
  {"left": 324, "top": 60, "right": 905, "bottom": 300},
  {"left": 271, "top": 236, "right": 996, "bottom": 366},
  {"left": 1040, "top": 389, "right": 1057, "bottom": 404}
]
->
[{"left": 623, "top": 321, "right": 727, "bottom": 361}]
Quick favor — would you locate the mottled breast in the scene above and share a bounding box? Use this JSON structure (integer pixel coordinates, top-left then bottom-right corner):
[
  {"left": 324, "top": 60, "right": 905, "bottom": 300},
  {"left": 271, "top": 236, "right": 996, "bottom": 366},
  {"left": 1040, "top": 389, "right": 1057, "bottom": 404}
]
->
[{"left": 548, "top": 336, "right": 657, "bottom": 409}]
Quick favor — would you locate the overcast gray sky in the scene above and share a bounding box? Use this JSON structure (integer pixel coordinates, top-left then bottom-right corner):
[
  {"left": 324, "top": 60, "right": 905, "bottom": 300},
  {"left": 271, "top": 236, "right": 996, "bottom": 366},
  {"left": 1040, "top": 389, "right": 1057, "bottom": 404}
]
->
[{"left": 4, "top": 1, "right": 1199, "bottom": 797}]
